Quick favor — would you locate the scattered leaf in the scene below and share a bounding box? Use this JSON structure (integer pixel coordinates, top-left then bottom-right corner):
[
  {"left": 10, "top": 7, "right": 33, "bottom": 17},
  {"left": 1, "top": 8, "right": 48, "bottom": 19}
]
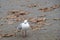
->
[
  {"left": 6, "top": 33, "right": 16, "bottom": 37},
  {"left": 31, "top": 25, "right": 42, "bottom": 31},
  {"left": 15, "top": 18, "right": 21, "bottom": 22},
  {"left": 7, "top": 20, "right": 14, "bottom": 24},
  {"left": 8, "top": 10, "right": 19, "bottom": 15},
  {"left": 2, "top": 33, "right": 8, "bottom": 37},
  {"left": 27, "top": 4, "right": 37, "bottom": 8},
  {"left": 7, "top": 15, "right": 16, "bottom": 19},
  {"left": 39, "top": 7, "right": 53, "bottom": 12},
  {"left": 29, "top": 18, "right": 37, "bottom": 23},
  {"left": 52, "top": 4, "right": 60, "bottom": 9},
  {"left": 53, "top": 18, "right": 60, "bottom": 20},
  {"left": 39, "top": 4, "right": 60, "bottom": 12}
]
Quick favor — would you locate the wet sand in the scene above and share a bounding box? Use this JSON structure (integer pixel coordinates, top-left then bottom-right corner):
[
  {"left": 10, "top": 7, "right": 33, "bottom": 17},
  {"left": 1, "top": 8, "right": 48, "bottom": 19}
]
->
[{"left": 0, "top": 0, "right": 60, "bottom": 40}]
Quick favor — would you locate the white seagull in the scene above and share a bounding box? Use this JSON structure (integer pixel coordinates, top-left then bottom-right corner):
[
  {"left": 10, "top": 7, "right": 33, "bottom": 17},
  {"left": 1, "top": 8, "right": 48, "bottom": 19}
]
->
[{"left": 17, "top": 20, "right": 31, "bottom": 37}]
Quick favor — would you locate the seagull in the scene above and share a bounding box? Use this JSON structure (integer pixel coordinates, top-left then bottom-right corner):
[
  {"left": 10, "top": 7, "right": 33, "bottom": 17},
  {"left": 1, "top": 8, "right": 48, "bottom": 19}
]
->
[{"left": 17, "top": 20, "right": 31, "bottom": 37}]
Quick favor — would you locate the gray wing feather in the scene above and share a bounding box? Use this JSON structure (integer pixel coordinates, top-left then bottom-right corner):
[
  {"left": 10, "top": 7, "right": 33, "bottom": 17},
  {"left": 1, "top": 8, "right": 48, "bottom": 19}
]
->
[{"left": 17, "top": 24, "right": 22, "bottom": 30}]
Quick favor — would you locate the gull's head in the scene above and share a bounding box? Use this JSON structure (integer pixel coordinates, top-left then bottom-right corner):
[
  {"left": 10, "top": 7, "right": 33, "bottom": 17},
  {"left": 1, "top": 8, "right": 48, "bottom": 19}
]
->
[{"left": 24, "top": 20, "right": 28, "bottom": 23}]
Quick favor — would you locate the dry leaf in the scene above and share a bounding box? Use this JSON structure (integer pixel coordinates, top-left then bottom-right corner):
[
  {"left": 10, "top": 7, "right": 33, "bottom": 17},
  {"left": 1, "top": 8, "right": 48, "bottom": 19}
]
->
[
  {"left": 19, "top": 10, "right": 29, "bottom": 15},
  {"left": 2, "top": 33, "right": 8, "bottom": 37},
  {"left": 31, "top": 25, "right": 42, "bottom": 31},
  {"left": 39, "top": 4, "right": 60, "bottom": 12},
  {"left": 6, "top": 33, "right": 16, "bottom": 37},
  {"left": 53, "top": 18, "right": 60, "bottom": 20},
  {"left": 28, "top": 4, "right": 37, "bottom": 8},
  {"left": 47, "top": 7, "right": 53, "bottom": 12},
  {"left": 1, "top": 33, "right": 16, "bottom": 37},
  {"left": 39, "top": 8, "right": 48, "bottom": 12},
  {"left": 31, "top": 26, "right": 42, "bottom": 31},
  {"left": 29, "top": 18, "right": 37, "bottom": 23},
  {"left": 52, "top": 4, "right": 60, "bottom": 9},
  {"left": 7, "top": 15, "right": 16, "bottom": 19},
  {"left": 8, "top": 10, "right": 19, "bottom": 15},
  {"left": 39, "top": 7, "right": 53, "bottom": 12},
  {"left": 7, "top": 21, "right": 14, "bottom": 24},
  {"left": 15, "top": 18, "right": 21, "bottom": 22},
  {"left": 37, "top": 17, "right": 46, "bottom": 22}
]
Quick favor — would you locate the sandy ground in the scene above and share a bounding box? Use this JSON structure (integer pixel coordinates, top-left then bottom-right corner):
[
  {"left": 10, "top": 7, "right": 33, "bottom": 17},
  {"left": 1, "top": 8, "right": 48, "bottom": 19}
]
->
[{"left": 0, "top": 0, "right": 60, "bottom": 40}]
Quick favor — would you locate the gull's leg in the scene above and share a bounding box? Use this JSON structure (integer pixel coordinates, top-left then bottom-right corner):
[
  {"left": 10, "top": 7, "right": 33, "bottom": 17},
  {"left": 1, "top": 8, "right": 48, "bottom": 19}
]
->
[
  {"left": 22, "top": 30, "right": 24, "bottom": 37},
  {"left": 22, "top": 30, "right": 27, "bottom": 37},
  {"left": 24, "top": 30, "right": 27, "bottom": 37},
  {"left": 24, "top": 30, "right": 26, "bottom": 37}
]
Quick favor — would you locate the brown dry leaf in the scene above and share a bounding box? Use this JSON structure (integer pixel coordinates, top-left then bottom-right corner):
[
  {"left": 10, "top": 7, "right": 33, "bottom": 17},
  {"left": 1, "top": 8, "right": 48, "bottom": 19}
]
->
[
  {"left": 6, "top": 34, "right": 13, "bottom": 37},
  {"left": 27, "top": 4, "right": 37, "bottom": 8},
  {"left": 2, "top": 33, "right": 8, "bottom": 37},
  {"left": 37, "top": 17, "right": 46, "bottom": 22},
  {"left": 29, "top": 18, "right": 37, "bottom": 23},
  {"left": 37, "top": 22, "right": 45, "bottom": 25},
  {"left": 36, "top": 17, "right": 47, "bottom": 25},
  {"left": 14, "top": 13, "right": 20, "bottom": 17},
  {"left": 7, "top": 15, "right": 17, "bottom": 19},
  {"left": 47, "top": 7, "right": 53, "bottom": 11},
  {"left": 7, "top": 10, "right": 30, "bottom": 17},
  {"left": 15, "top": 17, "right": 21, "bottom": 22},
  {"left": 19, "top": 10, "right": 29, "bottom": 15},
  {"left": 39, "top": 8, "right": 48, "bottom": 12},
  {"left": 39, "top": 7, "right": 53, "bottom": 12},
  {"left": 6, "top": 33, "right": 16, "bottom": 37},
  {"left": 8, "top": 10, "right": 19, "bottom": 15},
  {"left": 37, "top": 18, "right": 43, "bottom": 22},
  {"left": 53, "top": 18, "right": 60, "bottom": 20},
  {"left": 39, "top": 4, "right": 60, "bottom": 12},
  {"left": 52, "top": 4, "right": 60, "bottom": 9},
  {"left": 31, "top": 26, "right": 38, "bottom": 30},
  {"left": 31, "top": 25, "right": 42, "bottom": 31},
  {"left": 13, "top": 10, "right": 30, "bottom": 16},
  {"left": 1, "top": 33, "right": 16, "bottom": 37},
  {"left": 29, "top": 17, "right": 46, "bottom": 23},
  {"left": 32, "top": 28, "right": 40, "bottom": 31},
  {"left": 7, "top": 21, "right": 14, "bottom": 24},
  {"left": 19, "top": 11, "right": 26, "bottom": 15}
]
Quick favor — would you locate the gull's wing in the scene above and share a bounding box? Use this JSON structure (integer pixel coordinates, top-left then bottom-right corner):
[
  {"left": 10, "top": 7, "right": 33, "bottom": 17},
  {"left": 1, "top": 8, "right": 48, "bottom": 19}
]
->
[{"left": 17, "top": 23, "right": 22, "bottom": 30}]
